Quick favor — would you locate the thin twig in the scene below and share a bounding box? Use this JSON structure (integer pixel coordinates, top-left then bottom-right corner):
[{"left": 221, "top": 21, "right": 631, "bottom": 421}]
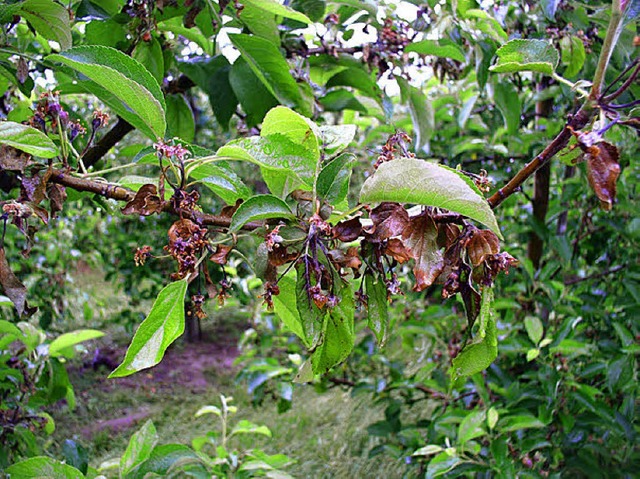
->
[{"left": 564, "top": 265, "right": 624, "bottom": 285}]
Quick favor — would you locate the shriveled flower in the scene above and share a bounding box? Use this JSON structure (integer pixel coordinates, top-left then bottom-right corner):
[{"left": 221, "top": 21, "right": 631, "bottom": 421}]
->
[
  {"left": 165, "top": 219, "right": 209, "bottom": 280},
  {"left": 92, "top": 110, "right": 110, "bottom": 130},
  {"left": 134, "top": 245, "right": 152, "bottom": 266},
  {"left": 191, "top": 293, "right": 207, "bottom": 320},
  {"left": 261, "top": 281, "right": 280, "bottom": 310},
  {"left": 153, "top": 140, "right": 190, "bottom": 161}
]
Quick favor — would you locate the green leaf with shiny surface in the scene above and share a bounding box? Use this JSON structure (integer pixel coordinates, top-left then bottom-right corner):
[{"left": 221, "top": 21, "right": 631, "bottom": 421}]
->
[
  {"left": 0, "top": 121, "right": 58, "bottom": 158},
  {"left": 109, "top": 280, "right": 187, "bottom": 378},
  {"left": 490, "top": 39, "right": 559, "bottom": 75},
  {"left": 229, "top": 195, "right": 295, "bottom": 232},
  {"left": 360, "top": 158, "right": 501, "bottom": 237}
]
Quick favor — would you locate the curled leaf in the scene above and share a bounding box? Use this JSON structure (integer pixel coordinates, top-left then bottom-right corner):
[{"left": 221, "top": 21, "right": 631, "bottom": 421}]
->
[
  {"left": 365, "top": 202, "right": 409, "bottom": 242},
  {"left": 466, "top": 230, "right": 500, "bottom": 266},
  {"left": 586, "top": 141, "right": 620, "bottom": 211},
  {"left": 0, "top": 247, "right": 36, "bottom": 317},
  {"left": 402, "top": 213, "right": 445, "bottom": 292},
  {"left": 121, "top": 184, "right": 165, "bottom": 216},
  {"left": 210, "top": 244, "right": 233, "bottom": 265},
  {"left": 332, "top": 217, "right": 362, "bottom": 242}
]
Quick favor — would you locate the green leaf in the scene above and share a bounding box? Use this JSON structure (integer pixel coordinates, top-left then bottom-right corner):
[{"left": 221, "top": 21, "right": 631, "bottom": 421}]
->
[
  {"left": 132, "top": 36, "right": 164, "bottom": 84},
  {"left": 229, "top": 34, "right": 309, "bottom": 115},
  {"left": 489, "top": 39, "right": 559, "bottom": 75},
  {"left": 318, "top": 124, "right": 356, "bottom": 156},
  {"left": 19, "top": 0, "right": 72, "bottom": 51},
  {"left": 229, "top": 57, "right": 279, "bottom": 127},
  {"left": 463, "top": 9, "right": 508, "bottom": 43},
  {"left": 487, "top": 407, "right": 499, "bottom": 430},
  {"left": 319, "top": 89, "right": 367, "bottom": 113},
  {"left": 426, "top": 450, "right": 463, "bottom": 479},
  {"left": 120, "top": 420, "right": 158, "bottom": 477},
  {"left": 317, "top": 153, "right": 355, "bottom": 204},
  {"left": 499, "top": 414, "right": 545, "bottom": 432},
  {"left": 6, "top": 457, "right": 84, "bottom": 479},
  {"left": 295, "top": 262, "right": 325, "bottom": 348},
  {"left": 365, "top": 274, "right": 389, "bottom": 346},
  {"left": 216, "top": 135, "right": 318, "bottom": 185},
  {"left": 450, "top": 288, "right": 498, "bottom": 380},
  {"left": 178, "top": 56, "right": 238, "bottom": 130},
  {"left": 237, "top": 2, "right": 280, "bottom": 45},
  {"left": 229, "top": 195, "right": 295, "bottom": 232},
  {"left": 405, "top": 39, "right": 466, "bottom": 62},
  {"left": 524, "top": 316, "right": 544, "bottom": 345},
  {"left": 46, "top": 46, "right": 166, "bottom": 140},
  {"left": 396, "top": 77, "right": 434, "bottom": 155},
  {"left": 157, "top": 17, "right": 213, "bottom": 55},
  {"left": 244, "top": 0, "right": 312, "bottom": 24},
  {"left": 413, "top": 445, "right": 444, "bottom": 457},
  {"left": 0, "top": 319, "right": 23, "bottom": 337},
  {"left": 84, "top": 19, "right": 128, "bottom": 48},
  {"left": 273, "top": 274, "right": 307, "bottom": 342},
  {"left": 230, "top": 419, "right": 272, "bottom": 438},
  {"left": 165, "top": 94, "right": 195, "bottom": 143},
  {"left": 49, "top": 329, "right": 104, "bottom": 357},
  {"left": 0, "top": 121, "right": 58, "bottom": 158},
  {"left": 109, "top": 280, "right": 188, "bottom": 378},
  {"left": 261, "top": 106, "right": 320, "bottom": 159},
  {"left": 494, "top": 80, "right": 521, "bottom": 135},
  {"left": 290, "top": 0, "right": 326, "bottom": 22},
  {"left": 560, "top": 35, "right": 586, "bottom": 78},
  {"left": 360, "top": 158, "right": 501, "bottom": 237},
  {"left": 326, "top": 68, "right": 380, "bottom": 98},
  {"left": 188, "top": 163, "right": 251, "bottom": 204},
  {"left": 310, "top": 283, "right": 355, "bottom": 374},
  {"left": 126, "top": 444, "right": 206, "bottom": 479},
  {"left": 458, "top": 409, "right": 486, "bottom": 445}
]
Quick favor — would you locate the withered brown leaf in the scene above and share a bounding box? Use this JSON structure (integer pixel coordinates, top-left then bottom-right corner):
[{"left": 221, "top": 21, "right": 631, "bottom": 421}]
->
[
  {"left": 586, "top": 141, "right": 620, "bottom": 211},
  {"left": 210, "top": 244, "right": 233, "bottom": 265},
  {"left": 402, "top": 213, "right": 444, "bottom": 292},
  {"left": 21, "top": 168, "right": 52, "bottom": 203},
  {"left": 121, "top": 184, "right": 165, "bottom": 216},
  {"left": 383, "top": 238, "right": 412, "bottom": 263},
  {"left": 220, "top": 198, "right": 243, "bottom": 218},
  {"left": 0, "top": 145, "right": 32, "bottom": 172},
  {"left": 466, "top": 229, "right": 500, "bottom": 267},
  {"left": 0, "top": 246, "right": 36, "bottom": 317},
  {"left": 332, "top": 217, "right": 362, "bottom": 242},
  {"left": 366, "top": 202, "right": 409, "bottom": 242},
  {"left": 47, "top": 183, "right": 66, "bottom": 217}
]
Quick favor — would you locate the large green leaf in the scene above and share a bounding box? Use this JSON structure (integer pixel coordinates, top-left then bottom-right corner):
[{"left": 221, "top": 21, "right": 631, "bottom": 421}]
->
[
  {"left": 450, "top": 288, "right": 498, "bottom": 380},
  {"left": 127, "top": 444, "right": 207, "bottom": 479},
  {"left": 244, "top": 0, "right": 312, "bottom": 24},
  {"left": 229, "top": 194, "right": 295, "bottom": 232},
  {"left": 316, "top": 153, "right": 355, "bottom": 204},
  {"left": 396, "top": 76, "right": 433, "bottom": 155},
  {"left": 229, "top": 34, "right": 310, "bottom": 115},
  {"left": 188, "top": 163, "right": 251, "bottom": 204},
  {"left": 489, "top": 39, "right": 559, "bottom": 75},
  {"left": 165, "top": 94, "right": 195, "bottom": 143},
  {"left": 273, "top": 274, "right": 307, "bottom": 342},
  {"left": 109, "top": 280, "right": 188, "bottom": 378},
  {"left": 49, "top": 329, "right": 104, "bottom": 357},
  {"left": 261, "top": 106, "right": 320, "bottom": 159},
  {"left": 120, "top": 420, "right": 158, "bottom": 477},
  {"left": 290, "top": 0, "right": 326, "bottom": 22},
  {"left": 0, "top": 121, "right": 58, "bottom": 158},
  {"left": 132, "top": 36, "right": 164, "bottom": 84},
  {"left": 47, "top": 46, "right": 166, "bottom": 140},
  {"left": 494, "top": 80, "right": 521, "bottom": 135},
  {"left": 178, "top": 56, "right": 238, "bottom": 130},
  {"left": 229, "top": 58, "right": 279, "bottom": 127},
  {"left": 405, "top": 39, "right": 466, "bottom": 62},
  {"left": 6, "top": 457, "right": 83, "bottom": 479},
  {"left": 319, "top": 89, "right": 367, "bottom": 113},
  {"left": 216, "top": 135, "right": 318, "bottom": 185},
  {"left": 20, "top": 0, "right": 72, "bottom": 51},
  {"left": 560, "top": 35, "right": 586, "bottom": 78},
  {"left": 318, "top": 124, "right": 357, "bottom": 156},
  {"left": 295, "top": 262, "right": 325, "bottom": 348},
  {"left": 360, "top": 158, "right": 501, "bottom": 237},
  {"left": 310, "top": 282, "right": 355, "bottom": 374}
]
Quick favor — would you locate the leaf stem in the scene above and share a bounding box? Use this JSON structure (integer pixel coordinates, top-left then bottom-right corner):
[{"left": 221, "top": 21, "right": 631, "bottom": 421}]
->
[
  {"left": 551, "top": 73, "right": 590, "bottom": 97},
  {"left": 590, "top": 0, "right": 624, "bottom": 100}
]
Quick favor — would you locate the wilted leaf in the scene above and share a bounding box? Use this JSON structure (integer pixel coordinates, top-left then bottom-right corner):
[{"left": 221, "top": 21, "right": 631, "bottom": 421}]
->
[
  {"left": 466, "top": 229, "right": 500, "bottom": 266},
  {"left": 21, "top": 168, "right": 51, "bottom": 204},
  {"left": 121, "top": 184, "right": 165, "bottom": 216},
  {"left": 210, "top": 245, "right": 233, "bottom": 265},
  {"left": 383, "top": 238, "right": 412, "bottom": 263},
  {"left": 0, "top": 145, "right": 32, "bottom": 171},
  {"left": 0, "top": 246, "right": 36, "bottom": 317},
  {"left": 47, "top": 183, "right": 66, "bottom": 217},
  {"left": 332, "top": 217, "right": 362, "bottom": 242},
  {"left": 402, "top": 214, "right": 444, "bottom": 291},
  {"left": 586, "top": 141, "right": 620, "bottom": 211},
  {"left": 366, "top": 202, "right": 410, "bottom": 242}
]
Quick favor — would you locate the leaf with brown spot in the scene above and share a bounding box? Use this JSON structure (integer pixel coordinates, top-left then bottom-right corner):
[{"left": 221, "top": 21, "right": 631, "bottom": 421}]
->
[
  {"left": 586, "top": 141, "right": 620, "bottom": 211},
  {"left": 210, "top": 244, "right": 233, "bottom": 265},
  {"left": 437, "top": 223, "right": 460, "bottom": 248},
  {"left": 402, "top": 213, "right": 444, "bottom": 292},
  {"left": 366, "top": 202, "right": 409, "bottom": 242},
  {"left": 0, "top": 246, "right": 36, "bottom": 317},
  {"left": 0, "top": 145, "right": 32, "bottom": 172},
  {"left": 327, "top": 247, "right": 362, "bottom": 273},
  {"left": 121, "top": 184, "right": 165, "bottom": 216},
  {"left": 383, "top": 238, "right": 412, "bottom": 263},
  {"left": 467, "top": 229, "right": 500, "bottom": 266},
  {"left": 29, "top": 203, "right": 49, "bottom": 224},
  {"left": 332, "top": 217, "right": 362, "bottom": 242}
]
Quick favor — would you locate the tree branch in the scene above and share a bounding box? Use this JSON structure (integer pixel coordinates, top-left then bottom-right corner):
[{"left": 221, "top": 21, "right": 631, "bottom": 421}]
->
[{"left": 49, "top": 170, "right": 261, "bottom": 230}]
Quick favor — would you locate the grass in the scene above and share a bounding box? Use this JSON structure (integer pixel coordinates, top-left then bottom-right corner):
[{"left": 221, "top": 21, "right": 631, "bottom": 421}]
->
[{"left": 44, "top": 269, "right": 414, "bottom": 478}]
